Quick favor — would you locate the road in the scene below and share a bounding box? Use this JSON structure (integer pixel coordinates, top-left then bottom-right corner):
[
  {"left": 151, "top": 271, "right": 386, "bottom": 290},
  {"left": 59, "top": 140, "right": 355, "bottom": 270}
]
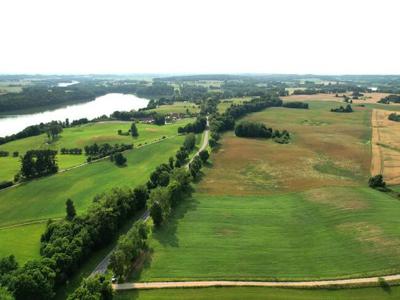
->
[
  {"left": 113, "top": 273, "right": 400, "bottom": 290},
  {"left": 91, "top": 120, "right": 209, "bottom": 276}
]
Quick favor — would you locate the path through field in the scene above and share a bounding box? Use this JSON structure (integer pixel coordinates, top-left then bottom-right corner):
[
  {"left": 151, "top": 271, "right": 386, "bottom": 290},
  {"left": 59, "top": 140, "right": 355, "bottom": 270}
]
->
[{"left": 113, "top": 273, "right": 400, "bottom": 290}]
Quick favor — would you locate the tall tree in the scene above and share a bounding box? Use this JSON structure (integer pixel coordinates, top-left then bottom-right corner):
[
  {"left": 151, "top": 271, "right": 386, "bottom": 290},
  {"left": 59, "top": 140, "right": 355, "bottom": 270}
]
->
[
  {"left": 130, "top": 122, "right": 139, "bottom": 137},
  {"left": 66, "top": 199, "right": 76, "bottom": 221}
]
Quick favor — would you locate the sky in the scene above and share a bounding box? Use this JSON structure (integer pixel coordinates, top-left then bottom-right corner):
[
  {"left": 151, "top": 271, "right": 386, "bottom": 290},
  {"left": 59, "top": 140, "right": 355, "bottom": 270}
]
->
[{"left": 1, "top": 0, "right": 399, "bottom": 75}]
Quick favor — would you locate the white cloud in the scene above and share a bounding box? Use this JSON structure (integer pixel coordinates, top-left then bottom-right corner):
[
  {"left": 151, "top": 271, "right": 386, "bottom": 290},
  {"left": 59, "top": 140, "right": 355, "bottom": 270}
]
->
[{"left": 1, "top": 0, "right": 399, "bottom": 74}]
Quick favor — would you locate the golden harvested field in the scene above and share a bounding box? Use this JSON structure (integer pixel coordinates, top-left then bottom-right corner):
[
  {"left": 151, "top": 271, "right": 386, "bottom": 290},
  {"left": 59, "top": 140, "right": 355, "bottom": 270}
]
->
[
  {"left": 371, "top": 109, "right": 400, "bottom": 185},
  {"left": 283, "top": 92, "right": 399, "bottom": 105},
  {"left": 199, "top": 102, "right": 371, "bottom": 196}
]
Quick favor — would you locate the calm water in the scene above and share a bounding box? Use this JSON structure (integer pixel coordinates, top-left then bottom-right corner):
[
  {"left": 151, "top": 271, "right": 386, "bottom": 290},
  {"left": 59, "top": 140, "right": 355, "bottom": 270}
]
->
[
  {"left": 0, "top": 93, "right": 149, "bottom": 137},
  {"left": 57, "top": 80, "right": 79, "bottom": 87}
]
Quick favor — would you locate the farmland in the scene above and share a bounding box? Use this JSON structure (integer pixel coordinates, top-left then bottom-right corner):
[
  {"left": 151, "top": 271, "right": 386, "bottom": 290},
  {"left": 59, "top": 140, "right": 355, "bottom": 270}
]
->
[
  {"left": 0, "top": 130, "right": 188, "bottom": 263},
  {"left": 371, "top": 109, "right": 400, "bottom": 185},
  {"left": 115, "top": 286, "right": 400, "bottom": 300},
  {"left": 0, "top": 119, "right": 191, "bottom": 181},
  {"left": 133, "top": 101, "right": 400, "bottom": 283}
]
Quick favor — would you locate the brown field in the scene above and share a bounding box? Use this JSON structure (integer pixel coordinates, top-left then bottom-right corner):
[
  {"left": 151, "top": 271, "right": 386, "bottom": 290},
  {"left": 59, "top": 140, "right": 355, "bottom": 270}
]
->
[
  {"left": 283, "top": 92, "right": 398, "bottom": 105},
  {"left": 371, "top": 109, "right": 400, "bottom": 185},
  {"left": 200, "top": 102, "right": 371, "bottom": 196}
]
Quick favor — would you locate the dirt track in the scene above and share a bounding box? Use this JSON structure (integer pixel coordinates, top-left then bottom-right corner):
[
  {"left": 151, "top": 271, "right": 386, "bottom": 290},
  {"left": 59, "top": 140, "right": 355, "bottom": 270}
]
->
[{"left": 114, "top": 273, "right": 400, "bottom": 290}]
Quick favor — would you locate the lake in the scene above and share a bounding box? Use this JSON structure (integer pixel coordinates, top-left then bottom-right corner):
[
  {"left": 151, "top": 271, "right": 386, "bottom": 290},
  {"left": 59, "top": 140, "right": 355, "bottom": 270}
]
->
[{"left": 0, "top": 93, "right": 149, "bottom": 137}]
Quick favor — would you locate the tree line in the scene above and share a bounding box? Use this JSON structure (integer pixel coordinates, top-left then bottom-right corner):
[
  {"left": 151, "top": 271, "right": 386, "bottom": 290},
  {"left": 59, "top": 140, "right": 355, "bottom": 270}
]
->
[
  {"left": 282, "top": 101, "right": 309, "bottom": 109},
  {"left": 84, "top": 143, "right": 133, "bottom": 162},
  {"left": 235, "top": 121, "right": 290, "bottom": 144}
]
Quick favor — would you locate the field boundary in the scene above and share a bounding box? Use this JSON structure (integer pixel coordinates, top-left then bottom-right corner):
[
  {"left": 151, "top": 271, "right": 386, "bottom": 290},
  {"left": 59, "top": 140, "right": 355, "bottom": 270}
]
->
[{"left": 113, "top": 273, "right": 400, "bottom": 290}]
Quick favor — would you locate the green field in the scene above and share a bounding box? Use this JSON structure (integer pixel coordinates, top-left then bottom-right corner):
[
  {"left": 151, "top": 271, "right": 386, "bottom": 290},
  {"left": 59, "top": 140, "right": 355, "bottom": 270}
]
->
[
  {"left": 136, "top": 188, "right": 400, "bottom": 281},
  {"left": 132, "top": 101, "right": 400, "bottom": 283},
  {"left": 0, "top": 135, "right": 186, "bottom": 263},
  {"left": 217, "top": 97, "right": 252, "bottom": 113},
  {"left": 149, "top": 102, "right": 200, "bottom": 114},
  {"left": 0, "top": 119, "right": 191, "bottom": 181},
  {"left": 0, "top": 223, "right": 45, "bottom": 264},
  {"left": 115, "top": 286, "right": 400, "bottom": 300}
]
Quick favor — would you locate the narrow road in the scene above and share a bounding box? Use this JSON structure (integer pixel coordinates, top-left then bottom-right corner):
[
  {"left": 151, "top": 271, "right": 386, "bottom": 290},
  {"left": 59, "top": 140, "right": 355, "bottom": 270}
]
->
[
  {"left": 114, "top": 273, "right": 400, "bottom": 290},
  {"left": 91, "top": 121, "right": 209, "bottom": 276}
]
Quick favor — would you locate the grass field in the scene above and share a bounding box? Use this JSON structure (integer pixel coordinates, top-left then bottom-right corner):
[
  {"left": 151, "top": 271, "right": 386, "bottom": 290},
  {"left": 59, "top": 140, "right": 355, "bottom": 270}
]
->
[
  {"left": 0, "top": 136, "right": 185, "bottom": 227},
  {"left": 149, "top": 102, "right": 199, "bottom": 114},
  {"left": 132, "top": 100, "right": 400, "bottom": 283},
  {"left": 217, "top": 97, "right": 252, "bottom": 113},
  {"left": 202, "top": 101, "right": 371, "bottom": 195},
  {"left": 0, "top": 223, "right": 45, "bottom": 264},
  {"left": 135, "top": 188, "right": 400, "bottom": 281},
  {"left": 0, "top": 119, "right": 191, "bottom": 181},
  {"left": 115, "top": 286, "right": 400, "bottom": 300}
]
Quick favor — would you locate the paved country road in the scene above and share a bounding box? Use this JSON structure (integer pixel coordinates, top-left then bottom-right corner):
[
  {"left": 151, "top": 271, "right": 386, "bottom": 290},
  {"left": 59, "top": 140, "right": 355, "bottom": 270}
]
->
[
  {"left": 91, "top": 119, "right": 209, "bottom": 276},
  {"left": 113, "top": 273, "right": 400, "bottom": 290}
]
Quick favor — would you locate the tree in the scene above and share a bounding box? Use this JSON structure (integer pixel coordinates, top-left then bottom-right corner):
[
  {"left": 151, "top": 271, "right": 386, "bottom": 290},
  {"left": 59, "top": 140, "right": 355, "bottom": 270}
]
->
[
  {"left": 368, "top": 175, "right": 386, "bottom": 189},
  {"left": 0, "top": 287, "right": 13, "bottom": 300},
  {"left": 199, "top": 150, "right": 209, "bottom": 163},
  {"left": 184, "top": 133, "right": 196, "bottom": 151},
  {"left": 189, "top": 156, "right": 202, "bottom": 178},
  {"left": 20, "top": 150, "right": 58, "bottom": 179},
  {"left": 112, "top": 153, "right": 127, "bottom": 166},
  {"left": 150, "top": 202, "right": 163, "bottom": 227},
  {"left": 153, "top": 114, "right": 165, "bottom": 126},
  {"left": 46, "top": 124, "right": 63, "bottom": 141},
  {"left": 10, "top": 259, "right": 56, "bottom": 300},
  {"left": 168, "top": 157, "right": 175, "bottom": 169},
  {"left": 130, "top": 123, "right": 139, "bottom": 137},
  {"left": 66, "top": 199, "right": 76, "bottom": 221},
  {"left": 67, "top": 275, "right": 113, "bottom": 300}
]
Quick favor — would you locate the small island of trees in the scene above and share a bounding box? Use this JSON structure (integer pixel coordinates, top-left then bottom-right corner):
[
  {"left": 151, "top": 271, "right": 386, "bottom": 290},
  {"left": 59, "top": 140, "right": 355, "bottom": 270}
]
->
[{"left": 331, "top": 104, "right": 353, "bottom": 113}]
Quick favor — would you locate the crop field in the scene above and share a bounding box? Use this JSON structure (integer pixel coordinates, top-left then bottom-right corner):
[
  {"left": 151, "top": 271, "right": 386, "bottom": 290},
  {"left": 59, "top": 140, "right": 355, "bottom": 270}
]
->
[
  {"left": 115, "top": 286, "right": 400, "bottom": 300},
  {"left": 371, "top": 109, "right": 400, "bottom": 184},
  {"left": 0, "top": 119, "right": 191, "bottom": 181},
  {"left": 0, "top": 135, "right": 185, "bottom": 262},
  {"left": 283, "top": 92, "right": 400, "bottom": 105},
  {"left": 134, "top": 101, "right": 400, "bottom": 283}
]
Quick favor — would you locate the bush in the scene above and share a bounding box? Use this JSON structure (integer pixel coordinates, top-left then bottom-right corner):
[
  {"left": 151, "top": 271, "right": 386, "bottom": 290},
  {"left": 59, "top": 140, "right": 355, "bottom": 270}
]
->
[
  {"left": 0, "top": 181, "right": 13, "bottom": 190},
  {"left": 368, "top": 175, "right": 386, "bottom": 189},
  {"left": 331, "top": 104, "right": 353, "bottom": 113}
]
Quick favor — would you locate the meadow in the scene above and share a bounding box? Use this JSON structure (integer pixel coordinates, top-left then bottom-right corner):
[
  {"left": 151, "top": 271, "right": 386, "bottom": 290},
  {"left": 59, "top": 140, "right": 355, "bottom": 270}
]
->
[
  {"left": 132, "top": 101, "right": 400, "bottom": 283},
  {"left": 149, "top": 102, "right": 199, "bottom": 114},
  {"left": 0, "top": 135, "right": 185, "bottom": 263},
  {"left": 115, "top": 286, "right": 400, "bottom": 300},
  {"left": 0, "top": 119, "right": 191, "bottom": 181}
]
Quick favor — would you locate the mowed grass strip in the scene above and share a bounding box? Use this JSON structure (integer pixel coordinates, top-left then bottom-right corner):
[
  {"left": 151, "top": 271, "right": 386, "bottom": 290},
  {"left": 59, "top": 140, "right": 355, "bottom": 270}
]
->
[
  {"left": 200, "top": 101, "right": 371, "bottom": 196},
  {"left": 115, "top": 286, "right": 400, "bottom": 300},
  {"left": 0, "top": 119, "right": 191, "bottom": 181},
  {"left": 0, "top": 223, "right": 45, "bottom": 264},
  {"left": 136, "top": 188, "right": 400, "bottom": 282},
  {"left": 0, "top": 136, "right": 184, "bottom": 227}
]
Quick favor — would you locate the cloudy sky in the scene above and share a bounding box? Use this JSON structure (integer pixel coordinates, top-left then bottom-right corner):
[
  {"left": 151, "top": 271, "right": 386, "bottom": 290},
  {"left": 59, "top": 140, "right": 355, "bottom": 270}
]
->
[{"left": 1, "top": 0, "right": 399, "bottom": 74}]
